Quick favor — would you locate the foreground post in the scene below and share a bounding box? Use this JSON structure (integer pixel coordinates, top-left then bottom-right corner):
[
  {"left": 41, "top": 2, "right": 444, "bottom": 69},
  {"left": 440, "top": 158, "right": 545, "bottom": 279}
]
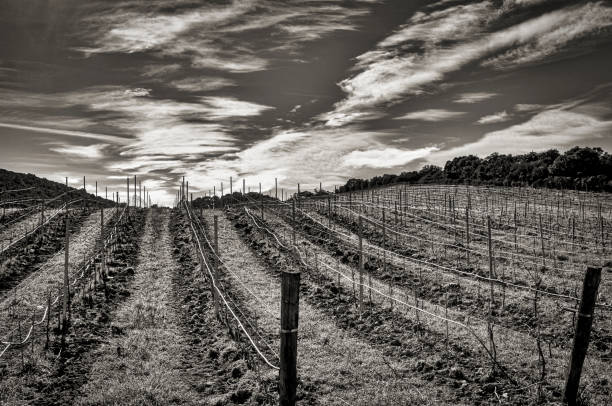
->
[
  {"left": 564, "top": 267, "right": 602, "bottom": 405},
  {"left": 280, "top": 271, "right": 300, "bottom": 406}
]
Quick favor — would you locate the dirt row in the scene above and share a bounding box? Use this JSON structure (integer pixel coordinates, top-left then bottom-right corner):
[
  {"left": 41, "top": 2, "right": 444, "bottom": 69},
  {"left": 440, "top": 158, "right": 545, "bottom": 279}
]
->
[
  {"left": 169, "top": 208, "right": 282, "bottom": 405},
  {"left": 0, "top": 209, "right": 92, "bottom": 299},
  {"left": 225, "top": 208, "right": 540, "bottom": 405},
  {"left": 277, "top": 205, "right": 612, "bottom": 356},
  {"left": 0, "top": 209, "right": 145, "bottom": 405}
]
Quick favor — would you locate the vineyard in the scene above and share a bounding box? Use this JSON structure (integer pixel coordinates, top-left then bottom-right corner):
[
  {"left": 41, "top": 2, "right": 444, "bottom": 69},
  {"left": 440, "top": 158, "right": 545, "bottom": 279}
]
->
[{"left": 0, "top": 178, "right": 609, "bottom": 405}]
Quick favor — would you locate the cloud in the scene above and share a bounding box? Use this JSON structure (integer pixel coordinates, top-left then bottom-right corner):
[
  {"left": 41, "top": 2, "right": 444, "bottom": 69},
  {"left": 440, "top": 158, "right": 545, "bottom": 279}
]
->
[
  {"left": 476, "top": 110, "right": 511, "bottom": 124},
  {"left": 483, "top": 2, "right": 612, "bottom": 69},
  {"left": 342, "top": 147, "right": 439, "bottom": 168},
  {"left": 378, "top": 2, "right": 494, "bottom": 48},
  {"left": 514, "top": 103, "right": 544, "bottom": 112},
  {"left": 169, "top": 77, "right": 235, "bottom": 92},
  {"left": 141, "top": 63, "right": 181, "bottom": 78},
  {"left": 322, "top": 1, "right": 612, "bottom": 127},
  {"left": 430, "top": 108, "right": 612, "bottom": 164},
  {"left": 200, "top": 97, "right": 274, "bottom": 119},
  {"left": 49, "top": 143, "right": 108, "bottom": 158},
  {"left": 76, "top": 1, "right": 375, "bottom": 73},
  {"left": 180, "top": 125, "right": 391, "bottom": 193},
  {"left": 453, "top": 92, "right": 498, "bottom": 104},
  {"left": 0, "top": 122, "right": 130, "bottom": 144},
  {"left": 395, "top": 109, "right": 465, "bottom": 121}
]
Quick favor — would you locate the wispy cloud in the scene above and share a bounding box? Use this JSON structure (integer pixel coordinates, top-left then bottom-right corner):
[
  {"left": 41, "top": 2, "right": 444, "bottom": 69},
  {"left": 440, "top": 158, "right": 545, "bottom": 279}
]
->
[
  {"left": 483, "top": 2, "right": 612, "bottom": 69},
  {"left": 476, "top": 110, "right": 511, "bottom": 124},
  {"left": 0, "top": 122, "right": 130, "bottom": 144},
  {"left": 49, "top": 143, "right": 108, "bottom": 158},
  {"left": 430, "top": 107, "right": 612, "bottom": 164},
  {"left": 322, "top": 1, "right": 612, "bottom": 127},
  {"left": 342, "top": 147, "right": 439, "bottom": 168},
  {"left": 378, "top": 2, "right": 494, "bottom": 48},
  {"left": 169, "top": 77, "right": 235, "bottom": 92},
  {"left": 395, "top": 109, "right": 465, "bottom": 121},
  {"left": 77, "top": 1, "right": 374, "bottom": 73},
  {"left": 200, "top": 97, "right": 274, "bottom": 119},
  {"left": 514, "top": 103, "right": 544, "bottom": 112},
  {"left": 181, "top": 124, "right": 391, "bottom": 192},
  {"left": 454, "top": 92, "right": 498, "bottom": 104}
]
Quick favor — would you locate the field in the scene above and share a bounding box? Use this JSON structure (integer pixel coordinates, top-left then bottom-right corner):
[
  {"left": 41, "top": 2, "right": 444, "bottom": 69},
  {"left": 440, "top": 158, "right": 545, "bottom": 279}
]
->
[{"left": 0, "top": 184, "right": 610, "bottom": 405}]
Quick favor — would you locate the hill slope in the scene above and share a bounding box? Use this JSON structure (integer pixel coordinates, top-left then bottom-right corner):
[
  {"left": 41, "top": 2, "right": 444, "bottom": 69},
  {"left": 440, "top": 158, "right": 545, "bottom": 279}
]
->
[{"left": 0, "top": 168, "right": 115, "bottom": 207}]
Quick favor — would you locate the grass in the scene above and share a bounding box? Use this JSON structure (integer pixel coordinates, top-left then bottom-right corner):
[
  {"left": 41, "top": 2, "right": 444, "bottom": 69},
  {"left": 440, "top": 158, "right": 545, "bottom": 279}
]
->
[
  {"left": 207, "top": 209, "right": 464, "bottom": 405},
  {"left": 76, "top": 209, "right": 202, "bottom": 405}
]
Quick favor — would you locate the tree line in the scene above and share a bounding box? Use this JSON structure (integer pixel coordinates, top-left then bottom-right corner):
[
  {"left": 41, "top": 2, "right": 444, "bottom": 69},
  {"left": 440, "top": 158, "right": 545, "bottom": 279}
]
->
[{"left": 337, "top": 147, "right": 612, "bottom": 193}]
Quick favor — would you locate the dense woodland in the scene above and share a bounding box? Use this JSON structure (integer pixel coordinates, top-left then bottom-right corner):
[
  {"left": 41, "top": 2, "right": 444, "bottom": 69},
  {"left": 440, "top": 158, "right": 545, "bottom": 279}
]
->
[{"left": 338, "top": 146, "right": 612, "bottom": 193}]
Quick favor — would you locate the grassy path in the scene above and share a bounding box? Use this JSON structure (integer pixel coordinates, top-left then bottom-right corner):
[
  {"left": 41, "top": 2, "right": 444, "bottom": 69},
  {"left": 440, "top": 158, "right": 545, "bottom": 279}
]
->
[
  {"left": 76, "top": 209, "right": 203, "bottom": 405},
  {"left": 0, "top": 209, "right": 117, "bottom": 320}
]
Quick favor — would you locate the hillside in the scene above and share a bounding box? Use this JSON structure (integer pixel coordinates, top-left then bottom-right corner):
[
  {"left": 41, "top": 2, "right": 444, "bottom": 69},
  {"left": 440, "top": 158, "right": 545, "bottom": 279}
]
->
[{"left": 0, "top": 168, "right": 115, "bottom": 207}]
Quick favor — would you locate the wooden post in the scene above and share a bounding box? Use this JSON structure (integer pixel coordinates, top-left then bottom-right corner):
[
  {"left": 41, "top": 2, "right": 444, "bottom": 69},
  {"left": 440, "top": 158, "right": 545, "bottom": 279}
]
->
[
  {"left": 62, "top": 213, "right": 70, "bottom": 349},
  {"left": 292, "top": 199, "right": 296, "bottom": 245},
  {"left": 328, "top": 194, "right": 331, "bottom": 228},
  {"left": 487, "top": 216, "right": 495, "bottom": 307},
  {"left": 465, "top": 206, "right": 470, "bottom": 266},
  {"left": 45, "top": 290, "right": 51, "bottom": 349},
  {"left": 214, "top": 215, "right": 219, "bottom": 256},
  {"left": 383, "top": 208, "right": 390, "bottom": 306},
  {"left": 101, "top": 207, "right": 107, "bottom": 299},
  {"left": 126, "top": 177, "right": 130, "bottom": 210},
  {"left": 280, "top": 271, "right": 300, "bottom": 406},
  {"left": 260, "top": 183, "right": 264, "bottom": 220},
  {"left": 539, "top": 214, "right": 546, "bottom": 268},
  {"left": 564, "top": 267, "right": 602, "bottom": 405},
  {"left": 358, "top": 215, "right": 364, "bottom": 314},
  {"left": 275, "top": 178, "right": 278, "bottom": 200}
]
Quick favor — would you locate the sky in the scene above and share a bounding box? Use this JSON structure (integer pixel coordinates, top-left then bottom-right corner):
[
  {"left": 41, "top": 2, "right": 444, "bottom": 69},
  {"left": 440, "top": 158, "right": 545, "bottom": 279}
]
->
[{"left": 0, "top": 0, "right": 611, "bottom": 206}]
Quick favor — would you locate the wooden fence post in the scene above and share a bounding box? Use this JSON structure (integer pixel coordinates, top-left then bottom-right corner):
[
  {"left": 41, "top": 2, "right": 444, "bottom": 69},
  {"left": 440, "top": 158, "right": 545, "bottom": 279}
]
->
[
  {"left": 328, "top": 194, "right": 331, "bottom": 228},
  {"left": 45, "top": 290, "right": 51, "bottom": 350},
  {"left": 358, "top": 215, "right": 364, "bottom": 314},
  {"left": 212, "top": 215, "right": 220, "bottom": 319},
  {"left": 465, "top": 206, "right": 470, "bottom": 266},
  {"left": 292, "top": 199, "right": 296, "bottom": 245},
  {"left": 126, "top": 177, "right": 130, "bottom": 212},
  {"left": 214, "top": 215, "right": 219, "bottom": 256},
  {"left": 61, "top": 214, "right": 70, "bottom": 349},
  {"left": 101, "top": 207, "right": 107, "bottom": 299},
  {"left": 564, "top": 267, "right": 602, "bottom": 405},
  {"left": 487, "top": 216, "right": 495, "bottom": 307},
  {"left": 280, "top": 271, "right": 300, "bottom": 406}
]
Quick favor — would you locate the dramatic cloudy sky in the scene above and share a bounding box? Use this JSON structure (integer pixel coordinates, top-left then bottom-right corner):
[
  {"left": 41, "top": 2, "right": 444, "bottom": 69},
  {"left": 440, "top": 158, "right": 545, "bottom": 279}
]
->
[{"left": 1, "top": 0, "right": 611, "bottom": 205}]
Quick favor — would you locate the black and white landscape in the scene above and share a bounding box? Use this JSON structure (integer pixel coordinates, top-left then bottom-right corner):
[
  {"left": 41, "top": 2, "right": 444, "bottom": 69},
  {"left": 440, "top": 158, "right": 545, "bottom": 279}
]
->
[{"left": 0, "top": 1, "right": 611, "bottom": 405}]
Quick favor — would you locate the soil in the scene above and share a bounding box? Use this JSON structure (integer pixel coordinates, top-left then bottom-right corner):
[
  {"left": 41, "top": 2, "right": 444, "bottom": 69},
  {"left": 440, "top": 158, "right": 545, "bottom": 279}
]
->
[{"left": 226, "top": 208, "right": 540, "bottom": 406}]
